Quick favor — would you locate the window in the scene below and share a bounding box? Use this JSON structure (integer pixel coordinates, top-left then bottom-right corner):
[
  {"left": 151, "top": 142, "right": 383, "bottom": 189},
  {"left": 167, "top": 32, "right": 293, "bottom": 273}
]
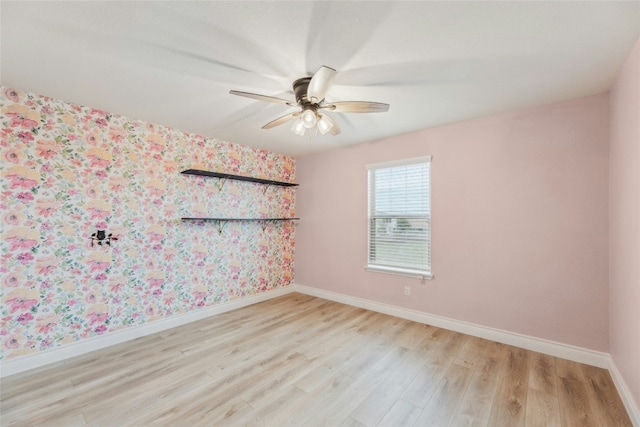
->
[{"left": 367, "top": 156, "right": 432, "bottom": 279}]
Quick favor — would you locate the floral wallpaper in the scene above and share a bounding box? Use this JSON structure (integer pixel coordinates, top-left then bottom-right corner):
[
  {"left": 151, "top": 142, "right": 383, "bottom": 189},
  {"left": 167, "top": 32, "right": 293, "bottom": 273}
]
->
[{"left": 0, "top": 87, "right": 296, "bottom": 360}]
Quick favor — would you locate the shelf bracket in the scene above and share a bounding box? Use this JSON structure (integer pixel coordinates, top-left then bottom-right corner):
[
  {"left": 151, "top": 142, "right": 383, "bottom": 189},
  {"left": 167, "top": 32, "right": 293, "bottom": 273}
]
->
[
  {"left": 216, "top": 177, "right": 228, "bottom": 192},
  {"left": 214, "top": 220, "right": 229, "bottom": 235}
]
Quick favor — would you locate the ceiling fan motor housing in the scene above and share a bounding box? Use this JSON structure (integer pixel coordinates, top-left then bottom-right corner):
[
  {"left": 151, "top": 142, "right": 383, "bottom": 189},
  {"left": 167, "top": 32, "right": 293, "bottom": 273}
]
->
[{"left": 293, "top": 77, "right": 313, "bottom": 105}]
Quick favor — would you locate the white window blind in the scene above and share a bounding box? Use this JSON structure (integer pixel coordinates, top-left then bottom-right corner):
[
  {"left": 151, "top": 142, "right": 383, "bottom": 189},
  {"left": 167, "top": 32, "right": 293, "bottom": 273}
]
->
[{"left": 367, "top": 156, "right": 431, "bottom": 277}]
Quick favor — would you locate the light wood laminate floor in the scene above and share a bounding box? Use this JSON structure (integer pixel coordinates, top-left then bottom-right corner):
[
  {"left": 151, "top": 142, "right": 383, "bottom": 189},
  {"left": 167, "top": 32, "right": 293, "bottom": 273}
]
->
[{"left": 0, "top": 293, "right": 632, "bottom": 426}]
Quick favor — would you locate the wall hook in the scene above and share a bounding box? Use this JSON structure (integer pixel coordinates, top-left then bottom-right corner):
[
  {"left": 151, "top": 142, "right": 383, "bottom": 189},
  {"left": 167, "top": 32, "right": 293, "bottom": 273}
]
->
[{"left": 90, "top": 230, "right": 118, "bottom": 247}]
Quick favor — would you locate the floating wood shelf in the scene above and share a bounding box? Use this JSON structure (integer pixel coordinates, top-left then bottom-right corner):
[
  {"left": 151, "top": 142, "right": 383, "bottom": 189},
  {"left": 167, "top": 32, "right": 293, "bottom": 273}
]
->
[
  {"left": 181, "top": 169, "right": 298, "bottom": 233},
  {"left": 181, "top": 218, "right": 300, "bottom": 221},
  {"left": 181, "top": 169, "right": 298, "bottom": 187},
  {"left": 181, "top": 217, "right": 299, "bottom": 234}
]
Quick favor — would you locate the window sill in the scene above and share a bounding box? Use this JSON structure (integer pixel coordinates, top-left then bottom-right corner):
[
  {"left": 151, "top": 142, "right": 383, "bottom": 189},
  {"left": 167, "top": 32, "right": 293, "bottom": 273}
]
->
[{"left": 365, "top": 265, "right": 433, "bottom": 281}]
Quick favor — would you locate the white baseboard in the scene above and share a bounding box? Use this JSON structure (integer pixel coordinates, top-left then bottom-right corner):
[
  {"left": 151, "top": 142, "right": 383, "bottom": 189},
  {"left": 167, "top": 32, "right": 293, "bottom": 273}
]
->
[
  {"left": 292, "top": 284, "right": 610, "bottom": 369},
  {"left": 0, "top": 286, "right": 294, "bottom": 378},
  {"left": 609, "top": 357, "right": 640, "bottom": 426}
]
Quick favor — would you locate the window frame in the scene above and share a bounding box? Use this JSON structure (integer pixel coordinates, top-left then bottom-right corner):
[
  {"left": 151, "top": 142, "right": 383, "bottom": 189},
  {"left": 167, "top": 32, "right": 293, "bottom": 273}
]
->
[{"left": 365, "top": 156, "right": 433, "bottom": 280}]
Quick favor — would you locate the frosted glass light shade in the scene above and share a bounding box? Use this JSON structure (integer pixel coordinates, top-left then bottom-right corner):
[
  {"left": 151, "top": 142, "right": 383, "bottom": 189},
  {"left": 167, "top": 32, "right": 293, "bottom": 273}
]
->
[
  {"left": 301, "top": 109, "right": 317, "bottom": 129},
  {"left": 317, "top": 115, "right": 334, "bottom": 135},
  {"left": 291, "top": 119, "right": 306, "bottom": 136}
]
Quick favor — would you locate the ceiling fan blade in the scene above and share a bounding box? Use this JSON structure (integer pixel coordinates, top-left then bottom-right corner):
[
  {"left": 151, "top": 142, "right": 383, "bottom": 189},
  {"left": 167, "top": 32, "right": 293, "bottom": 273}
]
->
[
  {"left": 323, "top": 101, "right": 390, "bottom": 113},
  {"left": 320, "top": 113, "right": 341, "bottom": 135},
  {"left": 307, "top": 66, "right": 336, "bottom": 104},
  {"left": 230, "top": 90, "right": 295, "bottom": 106},
  {"left": 262, "top": 112, "right": 301, "bottom": 129}
]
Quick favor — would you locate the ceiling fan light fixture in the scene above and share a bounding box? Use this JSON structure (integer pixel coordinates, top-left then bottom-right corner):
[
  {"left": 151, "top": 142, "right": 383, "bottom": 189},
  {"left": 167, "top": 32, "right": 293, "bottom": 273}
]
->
[
  {"left": 300, "top": 108, "right": 317, "bottom": 129},
  {"left": 291, "top": 119, "right": 306, "bottom": 136},
  {"left": 317, "top": 114, "right": 334, "bottom": 135},
  {"left": 230, "top": 65, "right": 387, "bottom": 138}
]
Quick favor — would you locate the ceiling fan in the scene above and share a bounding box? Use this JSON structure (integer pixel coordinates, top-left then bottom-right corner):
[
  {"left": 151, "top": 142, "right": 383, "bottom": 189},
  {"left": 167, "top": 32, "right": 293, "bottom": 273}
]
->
[{"left": 229, "top": 66, "right": 389, "bottom": 136}]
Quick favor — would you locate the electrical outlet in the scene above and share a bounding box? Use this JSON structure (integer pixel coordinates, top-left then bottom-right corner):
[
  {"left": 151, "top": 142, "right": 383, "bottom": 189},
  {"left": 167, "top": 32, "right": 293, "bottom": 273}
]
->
[{"left": 404, "top": 286, "right": 411, "bottom": 296}]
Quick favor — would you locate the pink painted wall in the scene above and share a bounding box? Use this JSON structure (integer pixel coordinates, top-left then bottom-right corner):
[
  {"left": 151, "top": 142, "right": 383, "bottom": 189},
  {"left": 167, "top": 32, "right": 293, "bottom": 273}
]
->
[
  {"left": 609, "top": 39, "right": 640, "bottom": 408},
  {"left": 295, "top": 93, "right": 610, "bottom": 351}
]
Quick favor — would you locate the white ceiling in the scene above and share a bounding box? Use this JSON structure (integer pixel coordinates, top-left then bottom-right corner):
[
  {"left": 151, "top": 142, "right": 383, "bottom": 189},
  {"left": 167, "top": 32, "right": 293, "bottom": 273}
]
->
[{"left": 2, "top": 1, "right": 638, "bottom": 157}]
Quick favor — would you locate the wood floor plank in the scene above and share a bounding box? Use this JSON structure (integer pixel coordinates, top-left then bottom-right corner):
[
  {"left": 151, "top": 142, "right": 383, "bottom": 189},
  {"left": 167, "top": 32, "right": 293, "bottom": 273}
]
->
[
  {"left": 454, "top": 336, "right": 492, "bottom": 370},
  {"left": 420, "top": 328, "right": 469, "bottom": 368},
  {"left": 10, "top": 410, "right": 87, "bottom": 427},
  {"left": 376, "top": 399, "right": 422, "bottom": 427},
  {"left": 528, "top": 351, "right": 558, "bottom": 396},
  {"left": 399, "top": 359, "right": 447, "bottom": 408},
  {"left": 181, "top": 396, "right": 254, "bottom": 426},
  {"left": 303, "top": 345, "right": 411, "bottom": 427},
  {"left": 296, "top": 329, "right": 363, "bottom": 361},
  {"left": 131, "top": 377, "right": 226, "bottom": 425},
  {"left": 238, "top": 352, "right": 313, "bottom": 408},
  {"left": 0, "top": 376, "right": 75, "bottom": 414},
  {"left": 295, "top": 366, "right": 336, "bottom": 393},
  {"left": 0, "top": 293, "right": 632, "bottom": 426},
  {"left": 487, "top": 345, "right": 530, "bottom": 427},
  {"left": 339, "top": 341, "right": 395, "bottom": 379},
  {"left": 3, "top": 349, "right": 188, "bottom": 424},
  {"left": 239, "top": 383, "right": 311, "bottom": 426},
  {"left": 0, "top": 359, "right": 70, "bottom": 399},
  {"left": 388, "top": 320, "right": 433, "bottom": 350},
  {"left": 451, "top": 340, "right": 508, "bottom": 427},
  {"left": 349, "top": 348, "right": 429, "bottom": 426},
  {"left": 339, "top": 417, "right": 367, "bottom": 427},
  {"left": 401, "top": 330, "right": 468, "bottom": 408},
  {"left": 556, "top": 357, "right": 597, "bottom": 427},
  {"left": 283, "top": 372, "right": 356, "bottom": 427},
  {"left": 580, "top": 364, "right": 633, "bottom": 426},
  {"left": 525, "top": 387, "right": 561, "bottom": 427},
  {"left": 319, "top": 334, "right": 375, "bottom": 371},
  {"left": 414, "top": 362, "right": 475, "bottom": 426},
  {"left": 84, "top": 369, "right": 216, "bottom": 426}
]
